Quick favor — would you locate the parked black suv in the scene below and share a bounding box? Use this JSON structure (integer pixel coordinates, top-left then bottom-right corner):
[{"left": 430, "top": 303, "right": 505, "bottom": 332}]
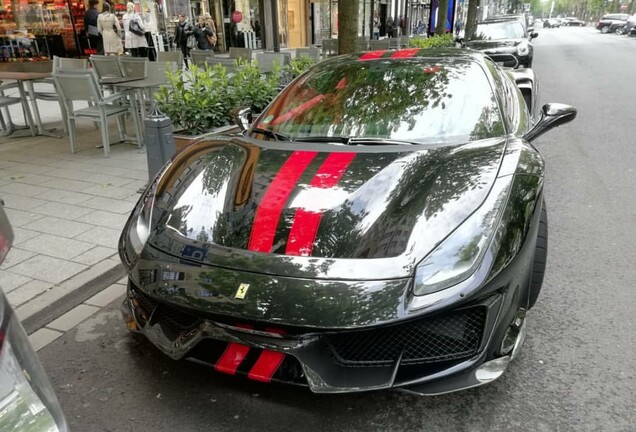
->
[
  {"left": 596, "top": 14, "right": 629, "bottom": 33},
  {"left": 464, "top": 18, "right": 538, "bottom": 68}
]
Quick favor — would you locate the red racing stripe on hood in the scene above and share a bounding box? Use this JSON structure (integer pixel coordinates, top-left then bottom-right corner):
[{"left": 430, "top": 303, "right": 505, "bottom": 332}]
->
[
  {"left": 359, "top": 50, "right": 387, "bottom": 60},
  {"left": 248, "top": 151, "right": 318, "bottom": 252},
  {"left": 391, "top": 48, "right": 420, "bottom": 58},
  {"left": 285, "top": 152, "right": 357, "bottom": 256}
]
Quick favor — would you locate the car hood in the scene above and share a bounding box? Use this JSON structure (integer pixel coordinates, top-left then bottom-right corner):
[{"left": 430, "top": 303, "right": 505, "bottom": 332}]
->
[
  {"left": 465, "top": 39, "right": 523, "bottom": 52},
  {"left": 148, "top": 137, "right": 506, "bottom": 280}
]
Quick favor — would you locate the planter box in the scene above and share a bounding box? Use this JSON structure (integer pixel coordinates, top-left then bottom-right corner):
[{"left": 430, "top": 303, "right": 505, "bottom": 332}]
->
[{"left": 173, "top": 124, "right": 242, "bottom": 153}]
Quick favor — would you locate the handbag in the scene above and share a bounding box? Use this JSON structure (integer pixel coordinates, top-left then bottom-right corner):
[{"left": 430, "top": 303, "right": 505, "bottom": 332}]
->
[
  {"left": 186, "top": 34, "right": 196, "bottom": 48},
  {"left": 129, "top": 17, "right": 145, "bottom": 36},
  {"left": 206, "top": 31, "right": 217, "bottom": 47},
  {"left": 87, "top": 24, "right": 99, "bottom": 36}
]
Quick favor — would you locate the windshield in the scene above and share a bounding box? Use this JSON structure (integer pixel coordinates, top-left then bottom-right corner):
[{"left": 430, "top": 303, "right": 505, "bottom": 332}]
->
[
  {"left": 474, "top": 21, "right": 525, "bottom": 40},
  {"left": 252, "top": 58, "right": 504, "bottom": 145}
]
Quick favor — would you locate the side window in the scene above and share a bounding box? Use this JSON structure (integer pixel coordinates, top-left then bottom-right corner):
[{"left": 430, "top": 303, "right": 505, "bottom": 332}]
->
[{"left": 504, "top": 75, "right": 530, "bottom": 133}]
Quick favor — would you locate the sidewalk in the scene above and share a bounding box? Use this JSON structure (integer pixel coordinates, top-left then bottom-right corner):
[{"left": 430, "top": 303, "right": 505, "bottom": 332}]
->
[{"left": 0, "top": 96, "right": 147, "bottom": 324}]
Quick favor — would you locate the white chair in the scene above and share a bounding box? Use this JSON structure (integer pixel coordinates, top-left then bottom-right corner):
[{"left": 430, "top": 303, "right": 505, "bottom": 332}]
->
[
  {"left": 190, "top": 50, "right": 215, "bottom": 67},
  {"left": 255, "top": 52, "right": 289, "bottom": 73},
  {"left": 90, "top": 55, "right": 124, "bottom": 79},
  {"left": 53, "top": 69, "right": 143, "bottom": 157}
]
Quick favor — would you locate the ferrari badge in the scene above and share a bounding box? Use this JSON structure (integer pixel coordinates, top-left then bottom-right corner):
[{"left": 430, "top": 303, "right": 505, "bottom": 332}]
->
[{"left": 234, "top": 283, "right": 250, "bottom": 299}]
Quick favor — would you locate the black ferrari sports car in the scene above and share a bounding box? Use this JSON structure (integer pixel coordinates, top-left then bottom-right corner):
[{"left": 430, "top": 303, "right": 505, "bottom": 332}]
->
[{"left": 119, "top": 48, "right": 576, "bottom": 395}]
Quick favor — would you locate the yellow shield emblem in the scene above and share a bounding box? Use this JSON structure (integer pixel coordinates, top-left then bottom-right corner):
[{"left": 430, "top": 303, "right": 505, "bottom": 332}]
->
[{"left": 234, "top": 283, "right": 250, "bottom": 299}]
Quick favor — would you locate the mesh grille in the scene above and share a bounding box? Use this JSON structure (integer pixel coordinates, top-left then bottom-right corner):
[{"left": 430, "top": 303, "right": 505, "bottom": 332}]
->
[
  {"left": 132, "top": 287, "right": 201, "bottom": 333},
  {"left": 326, "top": 307, "right": 486, "bottom": 367}
]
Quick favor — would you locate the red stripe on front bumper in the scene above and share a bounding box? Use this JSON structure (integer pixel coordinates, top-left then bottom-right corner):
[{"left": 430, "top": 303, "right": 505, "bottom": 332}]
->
[
  {"left": 285, "top": 152, "right": 356, "bottom": 256},
  {"left": 247, "top": 350, "right": 286, "bottom": 383},
  {"left": 248, "top": 151, "right": 318, "bottom": 252},
  {"left": 214, "top": 343, "right": 250, "bottom": 375}
]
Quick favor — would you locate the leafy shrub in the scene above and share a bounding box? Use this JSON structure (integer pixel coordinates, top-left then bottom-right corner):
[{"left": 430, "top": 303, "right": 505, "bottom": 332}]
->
[
  {"left": 408, "top": 34, "right": 455, "bottom": 49},
  {"left": 156, "top": 60, "right": 283, "bottom": 136},
  {"left": 280, "top": 56, "right": 316, "bottom": 86},
  {"left": 232, "top": 59, "right": 281, "bottom": 113}
]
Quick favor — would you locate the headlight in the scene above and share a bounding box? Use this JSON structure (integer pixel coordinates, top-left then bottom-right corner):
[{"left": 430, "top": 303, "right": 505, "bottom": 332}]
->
[
  {"left": 120, "top": 165, "right": 169, "bottom": 266},
  {"left": 413, "top": 177, "right": 512, "bottom": 296},
  {"left": 517, "top": 41, "right": 530, "bottom": 56},
  {"left": 0, "top": 297, "right": 69, "bottom": 431}
]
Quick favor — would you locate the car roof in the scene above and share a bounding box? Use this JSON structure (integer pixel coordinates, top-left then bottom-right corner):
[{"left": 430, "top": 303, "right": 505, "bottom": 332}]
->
[{"left": 478, "top": 18, "right": 525, "bottom": 25}]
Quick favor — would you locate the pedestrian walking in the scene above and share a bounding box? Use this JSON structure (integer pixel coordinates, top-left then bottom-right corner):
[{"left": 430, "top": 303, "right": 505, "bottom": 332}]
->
[
  {"left": 174, "top": 14, "right": 194, "bottom": 68},
  {"left": 122, "top": 2, "right": 148, "bottom": 57},
  {"left": 193, "top": 16, "right": 214, "bottom": 50},
  {"left": 373, "top": 11, "right": 380, "bottom": 40},
  {"left": 97, "top": 3, "right": 123, "bottom": 55},
  {"left": 84, "top": 0, "right": 102, "bottom": 54},
  {"left": 454, "top": 18, "right": 464, "bottom": 36},
  {"left": 203, "top": 14, "right": 218, "bottom": 50}
]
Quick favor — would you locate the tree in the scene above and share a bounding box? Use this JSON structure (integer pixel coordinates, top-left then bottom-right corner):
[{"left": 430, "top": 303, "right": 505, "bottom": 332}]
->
[
  {"left": 465, "top": 0, "right": 480, "bottom": 38},
  {"left": 338, "top": 0, "right": 359, "bottom": 54},
  {"left": 436, "top": 0, "right": 450, "bottom": 35}
]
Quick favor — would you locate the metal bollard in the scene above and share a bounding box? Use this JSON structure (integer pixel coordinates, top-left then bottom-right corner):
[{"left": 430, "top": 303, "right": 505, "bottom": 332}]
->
[{"left": 144, "top": 105, "right": 175, "bottom": 182}]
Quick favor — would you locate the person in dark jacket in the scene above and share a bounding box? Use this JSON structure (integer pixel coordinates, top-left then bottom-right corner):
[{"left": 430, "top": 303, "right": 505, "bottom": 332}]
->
[
  {"left": 193, "top": 16, "right": 214, "bottom": 50},
  {"left": 174, "top": 14, "right": 194, "bottom": 68},
  {"left": 84, "top": 0, "right": 102, "bottom": 54}
]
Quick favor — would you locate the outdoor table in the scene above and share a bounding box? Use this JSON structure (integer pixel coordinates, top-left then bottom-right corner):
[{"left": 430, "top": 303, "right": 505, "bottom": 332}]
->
[
  {"left": 0, "top": 71, "right": 59, "bottom": 138},
  {"left": 112, "top": 77, "right": 169, "bottom": 123}
]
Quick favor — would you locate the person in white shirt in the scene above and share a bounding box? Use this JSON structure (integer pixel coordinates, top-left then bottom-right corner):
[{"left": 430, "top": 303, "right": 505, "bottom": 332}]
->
[{"left": 122, "top": 2, "right": 148, "bottom": 57}]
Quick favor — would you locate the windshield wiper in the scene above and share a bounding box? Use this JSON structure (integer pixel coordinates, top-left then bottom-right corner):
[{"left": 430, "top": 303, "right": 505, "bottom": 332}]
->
[
  {"left": 248, "top": 127, "right": 291, "bottom": 141},
  {"left": 294, "top": 136, "right": 419, "bottom": 145}
]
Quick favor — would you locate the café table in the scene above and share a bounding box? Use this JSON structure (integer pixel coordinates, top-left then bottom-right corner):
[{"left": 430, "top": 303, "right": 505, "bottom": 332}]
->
[
  {"left": 110, "top": 76, "right": 169, "bottom": 121},
  {"left": 0, "top": 71, "right": 60, "bottom": 138}
]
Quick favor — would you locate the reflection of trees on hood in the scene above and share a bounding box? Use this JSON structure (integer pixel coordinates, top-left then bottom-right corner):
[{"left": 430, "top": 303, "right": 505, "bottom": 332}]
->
[{"left": 470, "top": 97, "right": 506, "bottom": 141}]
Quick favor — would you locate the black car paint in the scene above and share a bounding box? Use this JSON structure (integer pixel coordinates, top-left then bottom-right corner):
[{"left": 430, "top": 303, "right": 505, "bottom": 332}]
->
[{"left": 119, "top": 50, "right": 565, "bottom": 394}]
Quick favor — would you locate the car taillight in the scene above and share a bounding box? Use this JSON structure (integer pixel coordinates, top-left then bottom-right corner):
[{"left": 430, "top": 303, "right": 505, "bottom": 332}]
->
[{"left": 0, "top": 297, "right": 69, "bottom": 431}]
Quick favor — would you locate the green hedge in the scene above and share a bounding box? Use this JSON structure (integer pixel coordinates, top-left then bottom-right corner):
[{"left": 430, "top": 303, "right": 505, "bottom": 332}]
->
[{"left": 408, "top": 34, "right": 455, "bottom": 49}]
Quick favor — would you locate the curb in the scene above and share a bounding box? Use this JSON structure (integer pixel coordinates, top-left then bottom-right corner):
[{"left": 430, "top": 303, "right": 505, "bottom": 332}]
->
[{"left": 22, "top": 263, "right": 126, "bottom": 335}]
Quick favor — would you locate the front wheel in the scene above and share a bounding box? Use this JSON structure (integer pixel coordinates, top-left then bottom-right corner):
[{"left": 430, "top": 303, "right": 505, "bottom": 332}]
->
[
  {"left": 616, "top": 27, "right": 626, "bottom": 35},
  {"left": 528, "top": 201, "right": 548, "bottom": 309},
  {"left": 600, "top": 25, "right": 610, "bottom": 33}
]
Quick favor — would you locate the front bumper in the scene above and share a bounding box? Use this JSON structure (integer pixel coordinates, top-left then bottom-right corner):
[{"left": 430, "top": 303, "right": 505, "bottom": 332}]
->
[{"left": 122, "top": 279, "right": 521, "bottom": 394}]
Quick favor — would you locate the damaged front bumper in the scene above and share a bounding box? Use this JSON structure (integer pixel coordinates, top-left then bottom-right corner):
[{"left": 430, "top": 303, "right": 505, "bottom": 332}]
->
[{"left": 121, "top": 280, "right": 522, "bottom": 395}]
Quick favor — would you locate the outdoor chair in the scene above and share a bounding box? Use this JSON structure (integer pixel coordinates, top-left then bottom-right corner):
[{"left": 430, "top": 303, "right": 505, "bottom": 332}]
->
[
  {"left": 27, "top": 56, "right": 89, "bottom": 134},
  {"left": 357, "top": 37, "right": 369, "bottom": 51},
  {"left": 322, "top": 39, "right": 338, "bottom": 57},
  {"left": 53, "top": 69, "right": 143, "bottom": 157},
  {"left": 89, "top": 55, "right": 124, "bottom": 79},
  {"left": 190, "top": 50, "right": 215, "bottom": 67},
  {"left": 369, "top": 39, "right": 390, "bottom": 50},
  {"left": 255, "top": 52, "right": 289, "bottom": 74},
  {"left": 295, "top": 47, "right": 321, "bottom": 62},
  {"left": 229, "top": 47, "right": 252, "bottom": 62},
  {"left": 206, "top": 58, "right": 239, "bottom": 74},
  {"left": 400, "top": 35, "right": 411, "bottom": 47},
  {"left": 119, "top": 57, "right": 148, "bottom": 78},
  {"left": 388, "top": 37, "right": 401, "bottom": 49},
  {"left": 0, "top": 82, "right": 35, "bottom": 136},
  {"left": 157, "top": 51, "right": 183, "bottom": 67}
]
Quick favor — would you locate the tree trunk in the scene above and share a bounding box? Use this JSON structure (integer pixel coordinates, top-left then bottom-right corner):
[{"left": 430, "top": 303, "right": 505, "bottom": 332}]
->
[
  {"left": 464, "top": 0, "right": 480, "bottom": 39},
  {"left": 435, "top": 0, "right": 449, "bottom": 35},
  {"left": 339, "top": 0, "right": 359, "bottom": 54}
]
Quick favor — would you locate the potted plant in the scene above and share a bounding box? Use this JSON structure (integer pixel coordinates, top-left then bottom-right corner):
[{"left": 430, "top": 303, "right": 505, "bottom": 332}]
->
[{"left": 155, "top": 59, "right": 289, "bottom": 152}]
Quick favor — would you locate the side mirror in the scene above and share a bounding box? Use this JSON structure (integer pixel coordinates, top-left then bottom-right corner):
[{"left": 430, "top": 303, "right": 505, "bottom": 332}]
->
[
  {"left": 233, "top": 106, "right": 252, "bottom": 132},
  {"left": 524, "top": 103, "right": 577, "bottom": 142},
  {"left": 530, "top": 31, "right": 539, "bottom": 39}
]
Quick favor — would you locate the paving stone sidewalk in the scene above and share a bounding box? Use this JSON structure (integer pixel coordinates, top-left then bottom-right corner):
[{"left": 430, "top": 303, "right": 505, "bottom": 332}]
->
[{"left": 0, "top": 96, "right": 147, "bottom": 324}]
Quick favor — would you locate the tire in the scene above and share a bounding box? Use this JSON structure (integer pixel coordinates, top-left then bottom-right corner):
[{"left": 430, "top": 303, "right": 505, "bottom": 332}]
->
[
  {"left": 528, "top": 201, "right": 548, "bottom": 309},
  {"left": 600, "top": 25, "right": 610, "bottom": 33},
  {"left": 616, "top": 27, "right": 625, "bottom": 35}
]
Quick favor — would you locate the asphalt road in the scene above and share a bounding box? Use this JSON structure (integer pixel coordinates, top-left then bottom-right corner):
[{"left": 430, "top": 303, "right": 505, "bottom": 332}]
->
[{"left": 39, "top": 27, "right": 636, "bottom": 432}]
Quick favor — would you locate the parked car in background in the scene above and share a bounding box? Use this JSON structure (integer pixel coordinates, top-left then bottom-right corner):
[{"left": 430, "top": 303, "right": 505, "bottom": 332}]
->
[
  {"left": 563, "top": 17, "right": 585, "bottom": 26},
  {"left": 0, "top": 201, "right": 69, "bottom": 431},
  {"left": 119, "top": 48, "right": 577, "bottom": 396},
  {"left": 543, "top": 18, "right": 561, "bottom": 28},
  {"left": 615, "top": 16, "right": 636, "bottom": 34},
  {"left": 630, "top": 24, "right": 636, "bottom": 36},
  {"left": 485, "top": 13, "right": 534, "bottom": 33},
  {"left": 596, "top": 13, "right": 629, "bottom": 33},
  {"left": 466, "top": 18, "right": 538, "bottom": 68}
]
